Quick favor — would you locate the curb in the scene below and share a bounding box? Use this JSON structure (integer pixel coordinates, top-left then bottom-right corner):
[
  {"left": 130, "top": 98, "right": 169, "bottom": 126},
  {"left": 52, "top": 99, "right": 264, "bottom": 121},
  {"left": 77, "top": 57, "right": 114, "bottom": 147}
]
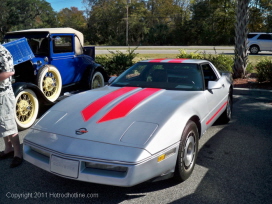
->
[{"left": 234, "top": 88, "right": 272, "bottom": 99}]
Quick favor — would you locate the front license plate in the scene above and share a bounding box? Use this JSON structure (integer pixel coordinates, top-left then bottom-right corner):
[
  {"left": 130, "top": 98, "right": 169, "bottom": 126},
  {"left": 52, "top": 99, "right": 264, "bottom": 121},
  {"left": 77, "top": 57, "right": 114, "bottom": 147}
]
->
[{"left": 50, "top": 155, "right": 79, "bottom": 178}]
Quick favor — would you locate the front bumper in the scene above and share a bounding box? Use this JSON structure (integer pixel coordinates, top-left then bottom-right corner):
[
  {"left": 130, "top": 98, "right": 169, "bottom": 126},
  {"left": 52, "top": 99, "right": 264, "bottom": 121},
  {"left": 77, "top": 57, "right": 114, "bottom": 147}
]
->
[{"left": 23, "top": 131, "right": 178, "bottom": 187}]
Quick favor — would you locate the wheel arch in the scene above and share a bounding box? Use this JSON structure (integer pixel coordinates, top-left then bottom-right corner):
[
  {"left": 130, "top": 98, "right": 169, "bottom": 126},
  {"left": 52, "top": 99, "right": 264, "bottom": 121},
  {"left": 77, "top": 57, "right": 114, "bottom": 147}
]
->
[
  {"left": 80, "top": 63, "right": 109, "bottom": 89},
  {"left": 36, "top": 64, "right": 58, "bottom": 75},
  {"left": 250, "top": 44, "right": 259, "bottom": 48},
  {"left": 188, "top": 115, "right": 201, "bottom": 138},
  {"left": 94, "top": 66, "right": 109, "bottom": 82}
]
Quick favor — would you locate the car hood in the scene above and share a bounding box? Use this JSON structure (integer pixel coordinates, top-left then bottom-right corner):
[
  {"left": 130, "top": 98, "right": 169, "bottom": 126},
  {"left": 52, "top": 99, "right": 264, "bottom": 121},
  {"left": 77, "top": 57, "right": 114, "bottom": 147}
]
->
[{"left": 31, "top": 86, "right": 203, "bottom": 150}]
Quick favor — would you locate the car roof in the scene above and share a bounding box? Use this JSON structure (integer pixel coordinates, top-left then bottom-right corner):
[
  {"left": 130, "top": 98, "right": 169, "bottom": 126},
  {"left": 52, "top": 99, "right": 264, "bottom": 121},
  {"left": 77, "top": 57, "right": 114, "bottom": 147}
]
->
[
  {"left": 139, "top": 58, "right": 209, "bottom": 64},
  {"left": 6, "top": 27, "right": 84, "bottom": 46}
]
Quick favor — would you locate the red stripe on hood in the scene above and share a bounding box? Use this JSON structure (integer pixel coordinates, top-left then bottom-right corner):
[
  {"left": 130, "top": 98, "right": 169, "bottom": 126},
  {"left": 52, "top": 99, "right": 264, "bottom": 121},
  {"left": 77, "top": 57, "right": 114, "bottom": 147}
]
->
[
  {"left": 97, "top": 88, "right": 161, "bottom": 123},
  {"left": 81, "top": 87, "right": 137, "bottom": 122}
]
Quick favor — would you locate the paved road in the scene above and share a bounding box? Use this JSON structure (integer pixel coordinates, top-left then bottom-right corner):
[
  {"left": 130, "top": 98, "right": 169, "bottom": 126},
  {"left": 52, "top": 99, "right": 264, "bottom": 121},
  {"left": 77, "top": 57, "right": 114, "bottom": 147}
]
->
[
  {"left": 0, "top": 88, "right": 272, "bottom": 203},
  {"left": 95, "top": 46, "right": 272, "bottom": 56}
]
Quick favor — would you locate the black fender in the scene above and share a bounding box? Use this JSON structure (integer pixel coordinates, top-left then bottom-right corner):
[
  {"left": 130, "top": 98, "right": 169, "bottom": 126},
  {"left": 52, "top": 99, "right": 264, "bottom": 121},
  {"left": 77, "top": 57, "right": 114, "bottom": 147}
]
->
[
  {"left": 12, "top": 82, "right": 55, "bottom": 106},
  {"left": 80, "top": 63, "right": 109, "bottom": 89},
  {"left": 92, "top": 62, "right": 109, "bottom": 82}
]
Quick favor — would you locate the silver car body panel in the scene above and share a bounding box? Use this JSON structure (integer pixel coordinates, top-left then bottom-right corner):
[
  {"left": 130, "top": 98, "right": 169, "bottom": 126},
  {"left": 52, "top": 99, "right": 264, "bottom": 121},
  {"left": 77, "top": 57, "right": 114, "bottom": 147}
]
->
[{"left": 23, "top": 59, "right": 232, "bottom": 186}]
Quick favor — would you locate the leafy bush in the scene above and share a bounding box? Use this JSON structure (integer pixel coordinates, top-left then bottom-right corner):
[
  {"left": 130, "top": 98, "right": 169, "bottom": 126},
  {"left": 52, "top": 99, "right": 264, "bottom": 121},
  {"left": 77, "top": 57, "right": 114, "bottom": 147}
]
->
[
  {"left": 176, "top": 49, "right": 234, "bottom": 73},
  {"left": 95, "top": 47, "right": 138, "bottom": 76},
  {"left": 176, "top": 49, "right": 204, "bottom": 60},
  {"left": 255, "top": 58, "right": 272, "bottom": 82},
  {"left": 245, "top": 62, "right": 255, "bottom": 75},
  {"left": 205, "top": 54, "right": 233, "bottom": 73}
]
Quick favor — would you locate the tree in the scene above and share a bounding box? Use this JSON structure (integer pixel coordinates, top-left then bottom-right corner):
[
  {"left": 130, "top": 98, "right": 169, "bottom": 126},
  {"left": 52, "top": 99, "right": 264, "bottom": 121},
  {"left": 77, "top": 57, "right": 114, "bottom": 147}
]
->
[
  {"left": 0, "top": 0, "right": 57, "bottom": 41},
  {"left": 189, "top": 0, "right": 236, "bottom": 45},
  {"left": 233, "top": 0, "right": 250, "bottom": 79},
  {"left": 86, "top": 0, "right": 128, "bottom": 45},
  {"left": 57, "top": 7, "right": 87, "bottom": 32},
  {"left": 248, "top": 0, "right": 272, "bottom": 32},
  {"left": 128, "top": 1, "right": 149, "bottom": 45},
  {"left": 145, "top": 0, "right": 181, "bottom": 45}
]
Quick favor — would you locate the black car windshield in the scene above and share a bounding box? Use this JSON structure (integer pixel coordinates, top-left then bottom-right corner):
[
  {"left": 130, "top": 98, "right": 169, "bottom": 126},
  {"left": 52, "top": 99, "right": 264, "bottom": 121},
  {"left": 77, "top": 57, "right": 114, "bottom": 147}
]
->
[{"left": 111, "top": 62, "right": 204, "bottom": 91}]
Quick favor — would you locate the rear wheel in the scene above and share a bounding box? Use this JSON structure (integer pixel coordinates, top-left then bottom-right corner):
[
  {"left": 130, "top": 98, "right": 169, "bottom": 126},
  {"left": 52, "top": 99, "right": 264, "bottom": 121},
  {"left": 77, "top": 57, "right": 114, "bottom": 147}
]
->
[
  {"left": 91, "top": 71, "right": 104, "bottom": 89},
  {"left": 15, "top": 89, "right": 39, "bottom": 130},
  {"left": 37, "top": 65, "right": 62, "bottom": 102},
  {"left": 174, "top": 120, "right": 199, "bottom": 182},
  {"left": 249, "top": 45, "right": 259, "bottom": 54}
]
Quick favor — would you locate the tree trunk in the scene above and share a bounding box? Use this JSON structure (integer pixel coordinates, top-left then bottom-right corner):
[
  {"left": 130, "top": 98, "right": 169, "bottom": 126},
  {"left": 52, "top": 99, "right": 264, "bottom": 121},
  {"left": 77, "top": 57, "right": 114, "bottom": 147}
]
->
[{"left": 233, "top": 0, "right": 250, "bottom": 79}]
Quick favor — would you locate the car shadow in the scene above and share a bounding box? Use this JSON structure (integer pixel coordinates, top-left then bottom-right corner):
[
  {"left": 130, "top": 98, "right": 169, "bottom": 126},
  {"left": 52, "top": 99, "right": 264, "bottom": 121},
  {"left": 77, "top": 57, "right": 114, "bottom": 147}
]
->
[{"left": 168, "top": 95, "right": 272, "bottom": 203}]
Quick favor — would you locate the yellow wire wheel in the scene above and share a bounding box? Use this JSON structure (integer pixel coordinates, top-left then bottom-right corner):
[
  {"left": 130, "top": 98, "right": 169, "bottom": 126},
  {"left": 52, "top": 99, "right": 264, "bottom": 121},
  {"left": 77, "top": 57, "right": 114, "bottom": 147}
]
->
[
  {"left": 37, "top": 65, "right": 62, "bottom": 102},
  {"left": 15, "top": 89, "right": 39, "bottom": 130}
]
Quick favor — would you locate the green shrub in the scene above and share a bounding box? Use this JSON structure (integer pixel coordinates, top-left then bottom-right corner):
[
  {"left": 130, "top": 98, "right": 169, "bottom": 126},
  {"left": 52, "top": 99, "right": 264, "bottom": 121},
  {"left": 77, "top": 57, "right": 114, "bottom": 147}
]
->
[
  {"left": 245, "top": 62, "right": 255, "bottom": 75},
  {"left": 205, "top": 54, "right": 233, "bottom": 73},
  {"left": 95, "top": 47, "right": 138, "bottom": 76},
  {"left": 176, "top": 49, "right": 204, "bottom": 60},
  {"left": 176, "top": 49, "right": 234, "bottom": 73},
  {"left": 255, "top": 58, "right": 272, "bottom": 82}
]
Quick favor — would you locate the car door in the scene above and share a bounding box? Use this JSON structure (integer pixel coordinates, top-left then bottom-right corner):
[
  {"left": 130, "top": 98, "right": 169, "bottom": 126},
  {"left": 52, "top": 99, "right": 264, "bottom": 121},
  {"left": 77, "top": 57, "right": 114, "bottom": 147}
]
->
[
  {"left": 49, "top": 34, "right": 78, "bottom": 85},
  {"left": 201, "top": 63, "right": 229, "bottom": 126},
  {"left": 257, "top": 34, "right": 272, "bottom": 51}
]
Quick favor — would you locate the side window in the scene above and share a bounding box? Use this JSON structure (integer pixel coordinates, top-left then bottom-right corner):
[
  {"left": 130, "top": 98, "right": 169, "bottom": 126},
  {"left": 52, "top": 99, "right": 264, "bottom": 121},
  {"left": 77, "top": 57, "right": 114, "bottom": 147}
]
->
[
  {"left": 53, "top": 36, "right": 73, "bottom": 53},
  {"left": 257, "top": 34, "right": 272, "bottom": 40},
  {"left": 201, "top": 64, "right": 218, "bottom": 88},
  {"left": 247, "top": 34, "right": 257, "bottom": 38}
]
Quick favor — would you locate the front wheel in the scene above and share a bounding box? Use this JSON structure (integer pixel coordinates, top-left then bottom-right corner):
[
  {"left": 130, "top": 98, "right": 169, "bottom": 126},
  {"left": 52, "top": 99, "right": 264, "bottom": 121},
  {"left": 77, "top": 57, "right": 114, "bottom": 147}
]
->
[
  {"left": 37, "top": 65, "right": 62, "bottom": 102},
  {"left": 249, "top": 45, "right": 259, "bottom": 54},
  {"left": 174, "top": 120, "right": 199, "bottom": 182},
  {"left": 15, "top": 89, "right": 39, "bottom": 130},
  {"left": 91, "top": 71, "right": 104, "bottom": 89}
]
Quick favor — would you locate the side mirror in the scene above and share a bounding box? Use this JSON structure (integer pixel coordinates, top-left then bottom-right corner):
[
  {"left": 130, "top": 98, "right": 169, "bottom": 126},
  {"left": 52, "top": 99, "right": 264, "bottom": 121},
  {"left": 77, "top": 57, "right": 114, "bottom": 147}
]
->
[
  {"left": 108, "top": 76, "right": 117, "bottom": 85},
  {"left": 208, "top": 81, "right": 222, "bottom": 90}
]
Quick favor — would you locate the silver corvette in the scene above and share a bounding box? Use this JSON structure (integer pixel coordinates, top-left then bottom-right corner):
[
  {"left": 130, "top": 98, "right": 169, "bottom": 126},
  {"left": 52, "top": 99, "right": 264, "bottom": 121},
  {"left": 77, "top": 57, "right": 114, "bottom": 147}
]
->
[{"left": 23, "top": 58, "right": 233, "bottom": 187}]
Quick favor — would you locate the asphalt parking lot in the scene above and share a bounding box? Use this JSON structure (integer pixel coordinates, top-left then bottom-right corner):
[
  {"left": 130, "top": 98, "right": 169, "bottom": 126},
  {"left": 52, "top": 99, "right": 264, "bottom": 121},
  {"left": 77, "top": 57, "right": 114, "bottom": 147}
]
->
[{"left": 0, "top": 88, "right": 272, "bottom": 204}]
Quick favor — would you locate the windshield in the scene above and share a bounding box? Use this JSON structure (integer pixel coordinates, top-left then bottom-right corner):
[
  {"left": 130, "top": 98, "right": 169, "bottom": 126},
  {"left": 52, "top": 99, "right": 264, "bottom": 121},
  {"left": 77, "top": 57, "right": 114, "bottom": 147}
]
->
[
  {"left": 4, "top": 34, "right": 49, "bottom": 55},
  {"left": 111, "top": 62, "right": 204, "bottom": 91}
]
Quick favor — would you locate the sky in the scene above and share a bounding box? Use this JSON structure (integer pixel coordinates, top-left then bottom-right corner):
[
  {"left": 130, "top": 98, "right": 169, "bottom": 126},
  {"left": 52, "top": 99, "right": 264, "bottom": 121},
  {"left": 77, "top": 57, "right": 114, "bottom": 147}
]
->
[{"left": 46, "top": 0, "right": 86, "bottom": 12}]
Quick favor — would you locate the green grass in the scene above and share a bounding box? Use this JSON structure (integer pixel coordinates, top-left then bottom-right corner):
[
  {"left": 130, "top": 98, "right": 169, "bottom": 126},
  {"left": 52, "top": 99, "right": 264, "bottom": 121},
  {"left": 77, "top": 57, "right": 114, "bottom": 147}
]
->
[{"left": 95, "top": 47, "right": 230, "bottom": 50}]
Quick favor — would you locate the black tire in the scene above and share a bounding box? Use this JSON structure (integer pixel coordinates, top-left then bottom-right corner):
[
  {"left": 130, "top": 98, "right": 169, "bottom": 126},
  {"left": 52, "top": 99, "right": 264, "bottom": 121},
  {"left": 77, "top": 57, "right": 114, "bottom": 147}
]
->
[
  {"left": 15, "top": 89, "right": 39, "bottom": 130},
  {"left": 90, "top": 71, "right": 105, "bottom": 89},
  {"left": 249, "top": 45, "right": 259, "bottom": 54},
  {"left": 37, "top": 65, "right": 62, "bottom": 102},
  {"left": 174, "top": 120, "right": 199, "bottom": 182},
  {"left": 219, "top": 93, "right": 232, "bottom": 124}
]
